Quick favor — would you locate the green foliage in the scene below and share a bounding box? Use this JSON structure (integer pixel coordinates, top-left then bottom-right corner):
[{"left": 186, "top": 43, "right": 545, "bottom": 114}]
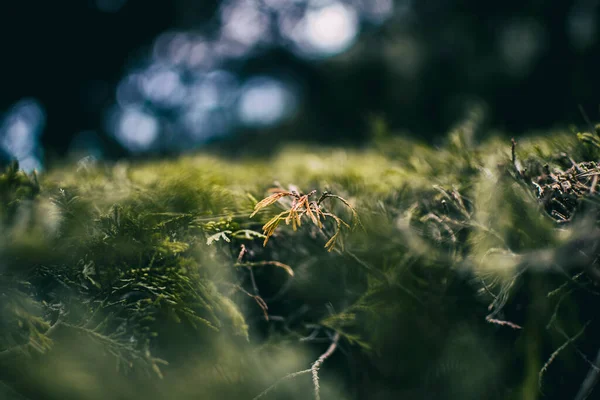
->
[{"left": 2, "top": 123, "right": 600, "bottom": 399}]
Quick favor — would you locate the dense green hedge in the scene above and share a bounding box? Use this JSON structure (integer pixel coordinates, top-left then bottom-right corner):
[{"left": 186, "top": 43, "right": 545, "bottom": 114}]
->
[{"left": 2, "top": 121, "right": 600, "bottom": 399}]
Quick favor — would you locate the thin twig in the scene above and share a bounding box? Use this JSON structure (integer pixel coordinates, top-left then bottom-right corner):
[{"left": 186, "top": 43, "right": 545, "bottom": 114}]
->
[
  {"left": 311, "top": 332, "right": 340, "bottom": 400},
  {"left": 226, "top": 283, "right": 269, "bottom": 321},
  {"left": 235, "top": 261, "right": 294, "bottom": 277},
  {"left": 252, "top": 369, "right": 312, "bottom": 400},
  {"left": 553, "top": 324, "right": 600, "bottom": 374},
  {"left": 539, "top": 321, "right": 590, "bottom": 390},
  {"left": 546, "top": 289, "right": 574, "bottom": 330},
  {"left": 486, "top": 317, "right": 522, "bottom": 330},
  {"left": 252, "top": 332, "right": 340, "bottom": 400},
  {"left": 237, "top": 244, "right": 247, "bottom": 263}
]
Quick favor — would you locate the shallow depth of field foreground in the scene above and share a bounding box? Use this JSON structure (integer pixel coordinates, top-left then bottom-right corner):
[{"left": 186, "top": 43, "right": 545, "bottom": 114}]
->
[{"left": 3, "top": 123, "right": 600, "bottom": 400}]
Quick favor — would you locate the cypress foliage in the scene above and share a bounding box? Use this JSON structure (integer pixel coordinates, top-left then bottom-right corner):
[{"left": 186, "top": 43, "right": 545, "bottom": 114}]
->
[{"left": 1, "top": 122, "right": 600, "bottom": 399}]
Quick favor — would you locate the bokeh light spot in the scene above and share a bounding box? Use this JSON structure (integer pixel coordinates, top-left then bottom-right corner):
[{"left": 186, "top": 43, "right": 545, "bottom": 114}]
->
[
  {"left": 19, "top": 156, "right": 42, "bottom": 173},
  {"left": 140, "top": 65, "right": 186, "bottom": 106},
  {"left": 499, "top": 19, "right": 546, "bottom": 76},
  {"left": 114, "top": 107, "right": 159, "bottom": 152},
  {"left": 2, "top": 118, "right": 35, "bottom": 159},
  {"left": 303, "top": 2, "right": 359, "bottom": 56},
  {"left": 186, "top": 39, "right": 213, "bottom": 69},
  {"left": 187, "top": 70, "right": 238, "bottom": 110},
  {"left": 153, "top": 32, "right": 192, "bottom": 66},
  {"left": 116, "top": 73, "right": 144, "bottom": 107},
  {"left": 0, "top": 99, "right": 45, "bottom": 171},
  {"left": 220, "top": 0, "right": 268, "bottom": 48},
  {"left": 237, "top": 77, "right": 296, "bottom": 127}
]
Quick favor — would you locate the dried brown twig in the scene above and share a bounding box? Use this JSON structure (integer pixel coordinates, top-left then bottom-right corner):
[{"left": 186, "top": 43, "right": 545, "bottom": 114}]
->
[
  {"left": 229, "top": 245, "right": 294, "bottom": 321},
  {"left": 250, "top": 188, "right": 361, "bottom": 251}
]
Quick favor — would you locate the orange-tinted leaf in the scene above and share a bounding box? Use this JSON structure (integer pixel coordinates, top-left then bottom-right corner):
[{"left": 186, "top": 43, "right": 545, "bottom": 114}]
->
[{"left": 250, "top": 192, "right": 293, "bottom": 217}]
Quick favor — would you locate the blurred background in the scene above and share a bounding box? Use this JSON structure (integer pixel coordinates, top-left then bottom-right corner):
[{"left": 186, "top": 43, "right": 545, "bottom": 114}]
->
[{"left": 1, "top": 0, "right": 599, "bottom": 170}]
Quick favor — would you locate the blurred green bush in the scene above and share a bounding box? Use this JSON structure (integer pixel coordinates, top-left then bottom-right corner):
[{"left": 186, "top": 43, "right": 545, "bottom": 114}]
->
[{"left": 2, "top": 120, "right": 600, "bottom": 399}]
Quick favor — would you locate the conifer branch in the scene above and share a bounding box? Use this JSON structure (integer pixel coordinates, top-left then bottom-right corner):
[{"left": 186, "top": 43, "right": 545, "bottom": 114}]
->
[{"left": 252, "top": 332, "right": 340, "bottom": 400}]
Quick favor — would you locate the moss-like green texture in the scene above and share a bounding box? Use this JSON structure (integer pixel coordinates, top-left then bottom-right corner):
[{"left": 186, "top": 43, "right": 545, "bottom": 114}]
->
[{"left": 2, "top": 122, "right": 600, "bottom": 400}]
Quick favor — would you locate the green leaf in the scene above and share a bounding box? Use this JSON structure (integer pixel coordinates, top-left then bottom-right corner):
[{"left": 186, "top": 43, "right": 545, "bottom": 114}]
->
[{"left": 206, "top": 230, "right": 232, "bottom": 245}]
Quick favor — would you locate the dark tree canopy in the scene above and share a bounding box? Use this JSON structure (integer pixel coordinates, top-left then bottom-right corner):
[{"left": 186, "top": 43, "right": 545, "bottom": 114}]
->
[{"left": 0, "top": 0, "right": 599, "bottom": 166}]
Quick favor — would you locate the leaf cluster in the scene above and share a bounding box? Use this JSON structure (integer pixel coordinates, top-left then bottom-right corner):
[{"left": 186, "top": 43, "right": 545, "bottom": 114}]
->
[{"left": 250, "top": 188, "right": 361, "bottom": 251}]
